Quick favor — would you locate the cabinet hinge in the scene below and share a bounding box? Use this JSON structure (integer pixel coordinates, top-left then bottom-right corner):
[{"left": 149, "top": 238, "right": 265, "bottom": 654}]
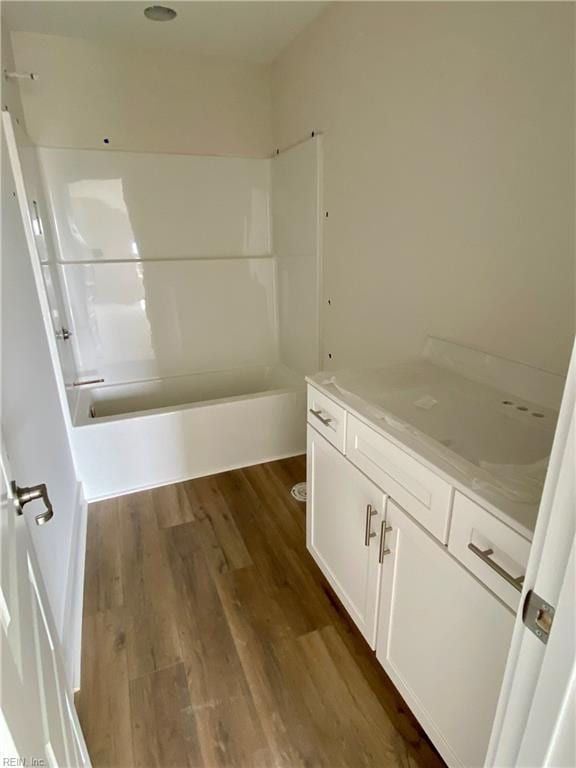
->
[{"left": 522, "top": 589, "right": 555, "bottom": 644}]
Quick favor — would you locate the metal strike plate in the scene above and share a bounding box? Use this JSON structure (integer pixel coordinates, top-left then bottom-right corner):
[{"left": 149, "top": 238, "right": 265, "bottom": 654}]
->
[{"left": 522, "top": 589, "right": 555, "bottom": 644}]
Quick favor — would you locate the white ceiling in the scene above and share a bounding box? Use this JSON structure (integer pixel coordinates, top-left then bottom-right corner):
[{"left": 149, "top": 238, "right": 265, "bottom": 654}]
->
[{"left": 3, "top": 1, "right": 327, "bottom": 63}]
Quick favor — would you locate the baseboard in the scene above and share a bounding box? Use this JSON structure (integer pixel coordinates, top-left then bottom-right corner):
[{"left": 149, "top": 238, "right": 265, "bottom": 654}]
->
[
  {"left": 62, "top": 481, "right": 88, "bottom": 692},
  {"left": 86, "top": 449, "right": 306, "bottom": 503}
]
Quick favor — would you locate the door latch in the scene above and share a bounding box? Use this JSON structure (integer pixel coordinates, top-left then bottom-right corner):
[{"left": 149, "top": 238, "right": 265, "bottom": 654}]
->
[
  {"left": 55, "top": 327, "right": 72, "bottom": 341},
  {"left": 10, "top": 482, "right": 54, "bottom": 526},
  {"left": 522, "top": 589, "right": 555, "bottom": 644}
]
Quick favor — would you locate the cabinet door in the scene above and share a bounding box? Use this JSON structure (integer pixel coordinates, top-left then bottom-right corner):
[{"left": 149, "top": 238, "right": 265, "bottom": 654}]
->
[
  {"left": 376, "top": 500, "right": 515, "bottom": 768},
  {"left": 307, "top": 427, "right": 385, "bottom": 647}
]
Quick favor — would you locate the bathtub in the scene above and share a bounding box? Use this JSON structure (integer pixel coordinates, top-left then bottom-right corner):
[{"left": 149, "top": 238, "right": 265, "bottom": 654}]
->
[{"left": 71, "top": 364, "right": 306, "bottom": 500}]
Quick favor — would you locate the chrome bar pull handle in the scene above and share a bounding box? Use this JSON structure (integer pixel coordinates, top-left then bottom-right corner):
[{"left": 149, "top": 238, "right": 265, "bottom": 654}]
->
[
  {"left": 11, "top": 481, "right": 54, "bottom": 526},
  {"left": 309, "top": 408, "right": 333, "bottom": 427},
  {"left": 379, "top": 520, "right": 392, "bottom": 562},
  {"left": 72, "top": 378, "right": 104, "bottom": 387},
  {"left": 468, "top": 543, "right": 524, "bottom": 592},
  {"left": 364, "top": 504, "right": 377, "bottom": 546},
  {"left": 31, "top": 200, "right": 43, "bottom": 236}
]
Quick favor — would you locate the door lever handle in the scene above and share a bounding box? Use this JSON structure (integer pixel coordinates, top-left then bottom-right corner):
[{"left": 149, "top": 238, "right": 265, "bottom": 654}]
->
[{"left": 11, "top": 482, "right": 54, "bottom": 526}]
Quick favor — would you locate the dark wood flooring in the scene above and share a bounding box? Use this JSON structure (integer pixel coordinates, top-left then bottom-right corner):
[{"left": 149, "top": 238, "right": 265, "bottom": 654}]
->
[{"left": 76, "top": 456, "right": 445, "bottom": 768}]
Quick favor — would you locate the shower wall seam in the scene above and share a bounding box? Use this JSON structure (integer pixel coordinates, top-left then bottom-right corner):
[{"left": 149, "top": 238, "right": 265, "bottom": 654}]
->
[{"left": 51, "top": 255, "right": 276, "bottom": 264}]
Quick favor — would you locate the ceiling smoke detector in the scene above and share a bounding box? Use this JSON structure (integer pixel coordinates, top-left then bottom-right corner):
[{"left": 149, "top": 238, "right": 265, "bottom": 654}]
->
[{"left": 144, "top": 5, "right": 177, "bottom": 22}]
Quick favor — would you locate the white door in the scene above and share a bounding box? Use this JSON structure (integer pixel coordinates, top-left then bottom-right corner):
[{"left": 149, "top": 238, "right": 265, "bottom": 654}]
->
[
  {"left": 376, "top": 498, "right": 515, "bottom": 768},
  {"left": 0, "top": 441, "right": 89, "bottom": 766},
  {"left": 2, "top": 109, "right": 84, "bottom": 688},
  {"left": 307, "top": 427, "right": 385, "bottom": 646},
  {"left": 487, "top": 340, "right": 576, "bottom": 767}
]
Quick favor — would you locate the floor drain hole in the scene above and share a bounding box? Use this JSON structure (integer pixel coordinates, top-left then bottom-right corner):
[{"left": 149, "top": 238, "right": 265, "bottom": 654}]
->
[{"left": 291, "top": 482, "right": 307, "bottom": 503}]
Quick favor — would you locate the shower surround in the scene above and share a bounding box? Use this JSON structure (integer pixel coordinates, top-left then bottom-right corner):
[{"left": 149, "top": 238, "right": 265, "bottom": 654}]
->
[{"left": 32, "top": 136, "right": 322, "bottom": 498}]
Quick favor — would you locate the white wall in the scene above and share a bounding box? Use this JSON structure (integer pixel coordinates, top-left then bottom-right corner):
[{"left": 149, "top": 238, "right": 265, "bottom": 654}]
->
[
  {"left": 11, "top": 30, "right": 272, "bottom": 157},
  {"left": 13, "top": 3, "right": 573, "bottom": 381},
  {"left": 272, "top": 2, "right": 575, "bottom": 376},
  {"left": 272, "top": 135, "right": 322, "bottom": 374}
]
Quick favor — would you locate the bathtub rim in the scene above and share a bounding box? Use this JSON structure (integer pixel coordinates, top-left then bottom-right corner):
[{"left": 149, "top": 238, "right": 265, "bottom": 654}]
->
[
  {"left": 73, "top": 379, "right": 305, "bottom": 428},
  {"left": 71, "top": 385, "right": 307, "bottom": 501}
]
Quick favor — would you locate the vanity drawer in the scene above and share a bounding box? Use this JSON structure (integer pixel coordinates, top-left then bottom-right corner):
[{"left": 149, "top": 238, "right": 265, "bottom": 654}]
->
[
  {"left": 448, "top": 492, "right": 531, "bottom": 611},
  {"left": 346, "top": 414, "right": 452, "bottom": 543},
  {"left": 307, "top": 387, "right": 347, "bottom": 453}
]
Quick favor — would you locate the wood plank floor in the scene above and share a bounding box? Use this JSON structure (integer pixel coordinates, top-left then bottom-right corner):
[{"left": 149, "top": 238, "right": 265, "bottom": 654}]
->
[{"left": 76, "top": 456, "right": 445, "bottom": 768}]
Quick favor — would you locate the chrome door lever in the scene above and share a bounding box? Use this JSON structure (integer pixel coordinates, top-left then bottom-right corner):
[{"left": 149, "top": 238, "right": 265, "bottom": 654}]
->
[{"left": 10, "top": 481, "right": 54, "bottom": 526}]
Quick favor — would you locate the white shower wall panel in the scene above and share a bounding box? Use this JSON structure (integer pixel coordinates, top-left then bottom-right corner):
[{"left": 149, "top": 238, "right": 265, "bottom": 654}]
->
[
  {"left": 272, "top": 136, "right": 321, "bottom": 374},
  {"left": 37, "top": 147, "right": 271, "bottom": 260},
  {"left": 13, "top": 134, "right": 78, "bottom": 386},
  {"left": 61, "top": 258, "right": 278, "bottom": 383}
]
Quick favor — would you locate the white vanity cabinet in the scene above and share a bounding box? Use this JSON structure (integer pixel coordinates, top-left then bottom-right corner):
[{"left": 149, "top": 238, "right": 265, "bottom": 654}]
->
[
  {"left": 305, "top": 384, "right": 527, "bottom": 767},
  {"left": 376, "top": 499, "right": 515, "bottom": 768},
  {"left": 307, "top": 426, "right": 386, "bottom": 647},
  {"left": 346, "top": 413, "right": 453, "bottom": 543}
]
